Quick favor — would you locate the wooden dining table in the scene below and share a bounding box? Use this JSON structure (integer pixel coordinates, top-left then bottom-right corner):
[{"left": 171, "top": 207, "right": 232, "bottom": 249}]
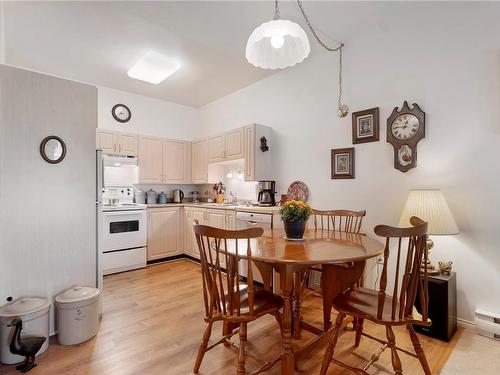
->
[{"left": 224, "top": 227, "right": 384, "bottom": 375}]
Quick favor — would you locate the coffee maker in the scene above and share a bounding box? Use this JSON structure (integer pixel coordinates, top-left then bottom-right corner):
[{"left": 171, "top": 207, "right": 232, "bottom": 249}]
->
[{"left": 257, "top": 180, "right": 276, "bottom": 206}]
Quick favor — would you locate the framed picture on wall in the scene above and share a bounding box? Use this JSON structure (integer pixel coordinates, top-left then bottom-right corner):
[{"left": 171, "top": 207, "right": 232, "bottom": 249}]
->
[
  {"left": 331, "top": 147, "right": 355, "bottom": 179},
  {"left": 352, "top": 107, "right": 379, "bottom": 144}
]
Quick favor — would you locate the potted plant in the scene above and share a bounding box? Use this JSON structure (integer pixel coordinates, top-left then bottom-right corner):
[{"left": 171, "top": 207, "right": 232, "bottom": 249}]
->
[{"left": 280, "top": 200, "right": 312, "bottom": 239}]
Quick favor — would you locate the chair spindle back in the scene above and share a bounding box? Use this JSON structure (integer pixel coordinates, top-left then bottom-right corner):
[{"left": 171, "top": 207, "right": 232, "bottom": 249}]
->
[
  {"left": 313, "top": 209, "right": 366, "bottom": 233},
  {"left": 373, "top": 216, "right": 429, "bottom": 322},
  {"left": 193, "top": 220, "right": 264, "bottom": 320}
]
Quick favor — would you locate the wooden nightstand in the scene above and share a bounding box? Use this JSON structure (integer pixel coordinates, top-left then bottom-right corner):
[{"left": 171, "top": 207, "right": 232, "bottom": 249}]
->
[{"left": 414, "top": 272, "right": 457, "bottom": 342}]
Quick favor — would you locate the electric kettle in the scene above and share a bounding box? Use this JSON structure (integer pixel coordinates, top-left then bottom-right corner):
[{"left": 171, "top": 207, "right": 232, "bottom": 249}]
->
[{"left": 173, "top": 189, "right": 184, "bottom": 203}]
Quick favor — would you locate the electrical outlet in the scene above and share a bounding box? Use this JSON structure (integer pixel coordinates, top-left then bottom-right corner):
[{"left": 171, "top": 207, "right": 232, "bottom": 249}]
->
[{"left": 376, "top": 257, "right": 384, "bottom": 265}]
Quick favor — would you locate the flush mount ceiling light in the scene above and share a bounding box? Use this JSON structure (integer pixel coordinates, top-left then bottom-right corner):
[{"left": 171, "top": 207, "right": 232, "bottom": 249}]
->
[
  {"left": 246, "top": 0, "right": 349, "bottom": 117},
  {"left": 127, "top": 51, "right": 180, "bottom": 84}
]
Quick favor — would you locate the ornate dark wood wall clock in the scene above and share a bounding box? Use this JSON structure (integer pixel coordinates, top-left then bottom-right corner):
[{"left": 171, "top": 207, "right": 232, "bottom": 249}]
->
[{"left": 386, "top": 101, "right": 425, "bottom": 172}]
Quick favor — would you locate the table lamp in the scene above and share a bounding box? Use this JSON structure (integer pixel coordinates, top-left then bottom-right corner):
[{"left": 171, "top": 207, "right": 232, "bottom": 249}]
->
[{"left": 399, "top": 189, "right": 459, "bottom": 275}]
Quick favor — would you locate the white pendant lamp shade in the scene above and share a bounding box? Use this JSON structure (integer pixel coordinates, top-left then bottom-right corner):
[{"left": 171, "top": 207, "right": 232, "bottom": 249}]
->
[{"left": 246, "top": 19, "right": 310, "bottom": 70}]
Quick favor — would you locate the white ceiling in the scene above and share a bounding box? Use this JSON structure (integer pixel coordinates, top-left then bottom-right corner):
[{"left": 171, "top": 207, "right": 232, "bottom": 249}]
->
[
  {"left": 1, "top": 1, "right": 356, "bottom": 107},
  {"left": 3, "top": 1, "right": 464, "bottom": 107}
]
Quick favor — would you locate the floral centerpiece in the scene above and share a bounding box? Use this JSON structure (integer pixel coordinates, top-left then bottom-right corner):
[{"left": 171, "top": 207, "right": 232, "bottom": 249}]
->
[{"left": 280, "top": 200, "right": 312, "bottom": 239}]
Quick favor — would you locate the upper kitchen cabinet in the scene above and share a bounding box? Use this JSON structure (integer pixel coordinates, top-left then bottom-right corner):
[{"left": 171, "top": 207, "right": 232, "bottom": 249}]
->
[
  {"left": 96, "top": 130, "right": 115, "bottom": 154},
  {"left": 208, "top": 134, "right": 225, "bottom": 162},
  {"left": 192, "top": 138, "right": 209, "bottom": 183},
  {"left": 163, "top": 139, "right": 191, "bottom": 184},
  {"left": 96, "top": 129, "right": 138, "bottom": 156},
  {"left": 208, "top": 128, "right": 244, "bottom": 163},
  {"left": 244, "top": 124, "right": 273, "bottom": 182},
  {"left": 138, "top": 135, "right": 163, "bottom": 183},
  {"left": 116, "top": 133, "right": 138, "bottom": 156}
]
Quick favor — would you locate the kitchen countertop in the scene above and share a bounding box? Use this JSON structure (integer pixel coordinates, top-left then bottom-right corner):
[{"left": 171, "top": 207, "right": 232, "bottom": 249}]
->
[{"left": 146, "top": 202, "right": 280, "bottom": 213}]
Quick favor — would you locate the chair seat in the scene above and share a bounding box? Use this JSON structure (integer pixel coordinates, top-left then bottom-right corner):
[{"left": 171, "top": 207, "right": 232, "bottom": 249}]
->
[
  {"left": 333, "top": 287, "right": 430, "bottom": 325},
  {"left": 226, "top": 285, "right": 283, "bottom": 317}
]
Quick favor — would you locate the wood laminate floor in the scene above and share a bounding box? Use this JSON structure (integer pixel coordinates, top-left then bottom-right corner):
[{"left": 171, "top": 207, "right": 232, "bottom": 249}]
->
[{"left": 0, "top": 260, "right": 460, "bottom": 374}]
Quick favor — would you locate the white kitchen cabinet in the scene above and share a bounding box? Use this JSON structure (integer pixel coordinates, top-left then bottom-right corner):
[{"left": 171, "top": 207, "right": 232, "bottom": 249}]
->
[
  {"left": 192, "top": 139, "right": 209, "bottom": 183},
  {"left": 225, "top": 210, "right": 236, "bottom": 230},
  {"left": 116, "top": 132, "right": 138, "bottom": 156},
  {"left": 96, "top": 130, "right": 138, "bottom": 156},
  {"left": 208, "top": 128, "right": 244, "bottom": 163},
  {"left": 96, "top": 130, "right": 116, "bottom": 154},
  {"left": 147, "top": 207, "right": 181, "bottom": 261},
  {"left": 163, "top": 139, "right": 191, "bottom": 184},
  {"left": 208, "top": 134, "right": 225, "bottom": 162},
  {"left": 139, "top": 135, "right": 163, "bottom": 183},
  {"left": 244, "top": 124, "right": 273, "bottom": 182},
  {"left": 225, "top": 128, "right": 244, "bottom": 160}
]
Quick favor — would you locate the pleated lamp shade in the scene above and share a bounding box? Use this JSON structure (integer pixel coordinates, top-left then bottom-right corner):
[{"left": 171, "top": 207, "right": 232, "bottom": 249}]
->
[
  {"left": 399, "top": 190, "right": 459, "bottom": 235},
  {"left": 246, "top": 19, "right": 310, "bottom": 70}
]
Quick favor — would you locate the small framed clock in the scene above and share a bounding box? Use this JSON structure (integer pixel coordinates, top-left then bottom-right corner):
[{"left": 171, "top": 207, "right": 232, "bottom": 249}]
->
[
  {"left": 387, "top": 101, "right": 425, "bottom": 173},
  {"left": 112, "top": 104, "right": 131, "bottom": 123}
]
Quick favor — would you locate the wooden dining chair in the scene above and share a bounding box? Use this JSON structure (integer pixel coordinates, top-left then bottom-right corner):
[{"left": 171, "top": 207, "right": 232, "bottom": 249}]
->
[
  {"left": 192, "top": 220, "right": 283, "bottom": 375},
  {"left": 312, "top": 209, "right": 366, "bottom": 234},
  {"left": 320, "top": 216, "right": 431, "bottom": 375}
]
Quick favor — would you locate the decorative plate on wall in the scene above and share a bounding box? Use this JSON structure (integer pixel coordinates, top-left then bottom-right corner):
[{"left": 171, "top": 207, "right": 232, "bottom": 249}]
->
[{"left": 287, "top": 181, "right": 309, "bottom": 202}]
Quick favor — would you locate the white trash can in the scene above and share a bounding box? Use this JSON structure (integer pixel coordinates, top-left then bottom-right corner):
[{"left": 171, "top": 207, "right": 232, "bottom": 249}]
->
[
  {"left": 55, "top": 286, "right": 100, "bottom": 345},
  {"left": 0, "top": 297, "right": 50, "bottom": 365}
]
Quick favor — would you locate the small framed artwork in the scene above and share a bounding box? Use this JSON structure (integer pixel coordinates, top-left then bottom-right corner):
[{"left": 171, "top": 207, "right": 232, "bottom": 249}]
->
[
  {"left": 352, "top": 107, "right": 379, "bottom": 144},
  {"left": 331, "top": 148, "right": 355, "bottom": 179}
]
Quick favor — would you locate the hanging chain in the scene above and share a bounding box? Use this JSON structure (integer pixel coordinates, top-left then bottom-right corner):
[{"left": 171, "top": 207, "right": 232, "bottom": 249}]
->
[
  {"left": 296, "top": 0, "right": 347, "bottom": 116},
  {"left": 338, "top": 46, "right": 343, "bottom": 108},
  {"left": 297, "top": 0, "right": 343, "bottom": 52},
  {"left": 274, "top": 0, "right": 280, "bottom": 19}
]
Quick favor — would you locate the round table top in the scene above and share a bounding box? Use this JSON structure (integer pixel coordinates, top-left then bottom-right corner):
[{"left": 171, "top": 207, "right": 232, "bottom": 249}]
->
[{"left": 224, "top": 228, "right": 384, "bottom": 265}]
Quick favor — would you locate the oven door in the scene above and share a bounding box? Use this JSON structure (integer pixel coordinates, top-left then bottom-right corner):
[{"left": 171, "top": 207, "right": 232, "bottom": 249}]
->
[{"left": 101, "top": 210, "right": 147, "bottom": 252}]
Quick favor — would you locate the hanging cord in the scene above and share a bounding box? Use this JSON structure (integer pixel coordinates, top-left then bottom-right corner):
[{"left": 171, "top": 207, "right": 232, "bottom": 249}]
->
[
  {"left": 296, "top": 0, "right": 348, "bottom": 116},
  {"left": 297, "top": 0, "right": 343, "bottom": 52},
  {"left": 274, "top": 0, "right": 280, "bottom": 19}
]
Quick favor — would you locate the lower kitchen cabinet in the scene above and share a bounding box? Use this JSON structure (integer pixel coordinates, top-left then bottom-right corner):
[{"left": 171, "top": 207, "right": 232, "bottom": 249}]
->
[
  {"left": 182, "top": 207, "right": 237, "bottom": 263},
  {"left": 147, "top": 207, "right": 181, "bottom": 261}
]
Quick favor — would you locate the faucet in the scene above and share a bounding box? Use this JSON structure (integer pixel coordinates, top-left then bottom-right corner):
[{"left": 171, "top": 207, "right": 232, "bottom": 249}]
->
[{"left": 230, "top": 191, "right": 237, "bottom": 204}]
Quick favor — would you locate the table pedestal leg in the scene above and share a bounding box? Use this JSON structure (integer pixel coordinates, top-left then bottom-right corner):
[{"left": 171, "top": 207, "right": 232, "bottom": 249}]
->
[
  {"left": 292, "top": 271, "right": 304, "bottom": 339},
  {"left": 279, "top": 266, "right": 294, "bottom": 374}
]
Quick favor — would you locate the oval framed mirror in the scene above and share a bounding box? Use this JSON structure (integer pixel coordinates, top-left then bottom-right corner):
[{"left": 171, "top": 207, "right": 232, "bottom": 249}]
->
[{"left": 40, "top": 136, "right": 67, "bottom": 164}]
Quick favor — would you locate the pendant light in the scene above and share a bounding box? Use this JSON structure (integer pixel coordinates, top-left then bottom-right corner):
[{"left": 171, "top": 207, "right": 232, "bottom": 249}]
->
[
  {"left": 246, "top": 0, "right": 349, "bottom": 118},
  {"left": 246, "top": 1, "right": 310, "bottom": 70}
]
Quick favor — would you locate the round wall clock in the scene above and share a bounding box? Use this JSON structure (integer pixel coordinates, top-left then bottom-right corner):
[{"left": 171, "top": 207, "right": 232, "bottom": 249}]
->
[
  {"left": 386, "top": 101, "right": 425, "bottom": 173},
  {"left": 111, "top": 104, "right": 131, "bottom": 123}
]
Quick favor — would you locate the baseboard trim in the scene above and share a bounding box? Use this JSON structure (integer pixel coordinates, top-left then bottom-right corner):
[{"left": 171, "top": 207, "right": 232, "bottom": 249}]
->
[
  {"left": 457, "top": 317, "right": 475, "bottom": 329},
  {"left": 147, "top": 254, "right": 186, "bottom": 265}
]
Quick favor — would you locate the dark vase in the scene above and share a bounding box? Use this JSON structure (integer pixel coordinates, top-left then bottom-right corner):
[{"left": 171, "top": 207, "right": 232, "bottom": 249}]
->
[{"left": 283, "top": 220, "right": 306, "bottom": 239}]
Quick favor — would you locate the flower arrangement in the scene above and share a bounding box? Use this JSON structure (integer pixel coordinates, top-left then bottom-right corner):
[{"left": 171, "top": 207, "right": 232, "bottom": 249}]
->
[{"left": 280, "top": 200, "right": 312, "bottom": 222}]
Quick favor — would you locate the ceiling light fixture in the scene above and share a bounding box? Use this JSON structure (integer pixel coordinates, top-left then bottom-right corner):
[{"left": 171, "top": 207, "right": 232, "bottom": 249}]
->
[
  {"left": 127, "top": 51, "right": 180, "bottom": 84},
  {"left": 246, "top": 0, "right": 349, "bottom": 118}
]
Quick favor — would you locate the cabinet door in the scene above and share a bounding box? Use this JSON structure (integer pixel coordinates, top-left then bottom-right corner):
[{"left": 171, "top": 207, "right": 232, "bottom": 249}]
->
[
  {"left": 208, "top": 134, "right": 225, "bottom": 162},
  {"left": 147, "top": 208, "right": 180, "bottom": 261},
  {"left": 191, "top": 209, "right": 207, "bottom": 258},
  {"left": 244, "top": 125, "right": 255, "bottom": 181},
  {"left": 184, "top": 208, "right": 195, "bottom": 256},
  {"left": 139, "top": 135, "right": 163, "bottom": 183},
  {"left": 225, "top": 211, "right": 236, "bottom": 230},
  {"left": 192, "top": 139, "right": 208, "bottom": 183},
  {"left": 116, "top": 133, "right": 138, "bottom": 156},
  {"left": 164, "top": 139, "right": 188, "bottom": 183},
  {"left": 206, "top": 209, "right": 226, "bottom": 267},
  {"left": 225, "top": 128, "right": 244, "bottom": 160},
  {"left": 96, "top": 130, "right": 116, "bottom": 153}
]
